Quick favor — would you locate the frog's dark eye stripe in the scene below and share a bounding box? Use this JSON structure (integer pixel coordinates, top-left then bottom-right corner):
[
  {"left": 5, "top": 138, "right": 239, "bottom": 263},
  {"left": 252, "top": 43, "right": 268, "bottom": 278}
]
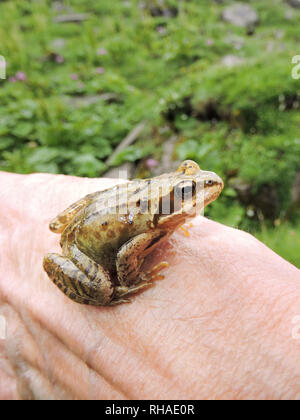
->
[{"left": 205, "top": 179, "right": 215, "bottom": 187}]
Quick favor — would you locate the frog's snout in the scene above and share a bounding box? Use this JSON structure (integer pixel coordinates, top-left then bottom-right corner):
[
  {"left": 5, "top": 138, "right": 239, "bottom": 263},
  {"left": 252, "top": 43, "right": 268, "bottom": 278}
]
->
[
  {"left": 217, "top": 175, "right": 224, "bottom": 190},
  {"left": 214, "top": 175, "right": 224, "bottom": 195}
]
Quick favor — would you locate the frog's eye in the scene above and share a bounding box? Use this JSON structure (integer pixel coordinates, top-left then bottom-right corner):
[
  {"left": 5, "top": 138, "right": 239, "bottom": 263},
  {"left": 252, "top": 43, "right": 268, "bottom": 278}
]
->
[
  {"left": 205, "top": 179, "right": 215, "bottom": 187},
  {"left": 174, "top": 182, "right": 196, "bottom": 199}
]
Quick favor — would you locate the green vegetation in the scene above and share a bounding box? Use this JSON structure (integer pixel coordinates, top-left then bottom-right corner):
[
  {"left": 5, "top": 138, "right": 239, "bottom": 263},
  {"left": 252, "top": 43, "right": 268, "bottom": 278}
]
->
[
  {"left": 257, "top": 221, "right": 300, "bottom": 268},
  {"left": 0, "top": 0, "right": 299, "bottom": 266}
]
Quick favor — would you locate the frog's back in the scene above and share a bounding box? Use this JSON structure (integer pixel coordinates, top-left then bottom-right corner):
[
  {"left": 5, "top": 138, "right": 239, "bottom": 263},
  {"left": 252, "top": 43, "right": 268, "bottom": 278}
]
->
[{"left": 74, "top": 180, "right": 155, "bottom": 272}]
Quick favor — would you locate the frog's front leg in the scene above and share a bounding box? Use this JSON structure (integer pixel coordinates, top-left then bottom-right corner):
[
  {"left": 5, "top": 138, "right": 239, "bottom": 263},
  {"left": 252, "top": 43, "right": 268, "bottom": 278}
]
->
[
  {"left": 114, "top": 231, "right": 168, "bottom": 302},
  {"left": 43, "top": 247, "right": 114, "bottom": 305}
]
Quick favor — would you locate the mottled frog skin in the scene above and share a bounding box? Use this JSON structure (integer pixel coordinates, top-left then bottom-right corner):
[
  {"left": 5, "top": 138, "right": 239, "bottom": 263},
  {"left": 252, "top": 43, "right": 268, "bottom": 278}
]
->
[{"left": 43, "top": 160, "right": 223, "bottom": 306}]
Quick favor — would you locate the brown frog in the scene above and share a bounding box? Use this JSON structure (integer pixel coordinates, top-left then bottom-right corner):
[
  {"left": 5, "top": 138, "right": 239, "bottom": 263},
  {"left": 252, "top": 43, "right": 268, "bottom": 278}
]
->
[{"left": 43, "top": 160, "right": 223, "bottom": 306}]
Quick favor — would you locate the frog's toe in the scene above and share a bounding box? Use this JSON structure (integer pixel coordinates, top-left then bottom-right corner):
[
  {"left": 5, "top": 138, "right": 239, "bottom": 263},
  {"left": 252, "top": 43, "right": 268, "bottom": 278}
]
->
[
  {"left": 144, "top": 261, "right": 169, "bottom": 282},
  {"left": 114, "top": 281, "right": 153, "bottom": 300},
  {"left": 179, "top": 222, "right": 194, "bottom": 237},
  {"left": 108, "top": 298, "right": 131, "bottom": 306}
]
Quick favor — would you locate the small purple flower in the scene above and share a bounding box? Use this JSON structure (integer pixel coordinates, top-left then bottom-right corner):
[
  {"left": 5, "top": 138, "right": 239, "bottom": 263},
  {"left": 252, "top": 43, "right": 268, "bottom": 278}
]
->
[
  {"left": 70, "top": 73, "right": 79, "bottom": 80},
  {"left": 97, "top": 48, "right": 108, "bottom": 56},
  {"left": 96, "top": 67, "right": 105, "bottom": 74},
  {"left": 9, "top": 76, "right": 17, "bottom": 83},
  {"left": 206, "top": 38, "right": 214, "bottom": 46},
  {"left": 55, "top": 54, "right": 64, "bottom": 63},
  {"left": 157, "top": 25, "right": 167, "bottom": 35},
  {"left": 77, "top": 82, "right": 85, "bottom": 89},
  {"left": 15, "top": 71, "right": 27, "bottom": 81},
  {"left": 146, "top": 158, "right": 159, "bottom": 170}
]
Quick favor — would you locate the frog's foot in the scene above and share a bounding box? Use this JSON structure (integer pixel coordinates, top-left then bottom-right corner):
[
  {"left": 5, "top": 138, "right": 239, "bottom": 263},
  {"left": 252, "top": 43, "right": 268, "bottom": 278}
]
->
[
  {"left": 179, "top": 222, "right": 194, "bottom": 237},
  {"left": 144, "top": 261, "right": 169, "bottom": 282},
  {"left": 112, "top": 261, "right": 169, "bottom": 304},
  {"left": 107, "top": 298, "right": 131, "bottom": 306},
  {"left": 43, "top": 253, "right": 113, "bottom": 306},
  {"left": 113, "top": 282, "right": 152, "bottom": 301}
]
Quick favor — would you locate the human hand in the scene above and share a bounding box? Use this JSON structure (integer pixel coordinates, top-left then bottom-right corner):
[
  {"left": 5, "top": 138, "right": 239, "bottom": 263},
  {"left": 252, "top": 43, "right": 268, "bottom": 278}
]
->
[{"left": 0, "top": 171, "right": 300, "bottom": 400}]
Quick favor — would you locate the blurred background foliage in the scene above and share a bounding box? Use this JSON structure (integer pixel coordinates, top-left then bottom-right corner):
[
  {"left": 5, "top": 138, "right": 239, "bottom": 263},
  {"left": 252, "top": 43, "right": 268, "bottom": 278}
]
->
[{"left": 0, "top": 0, "right": 299, "bottom": 266}]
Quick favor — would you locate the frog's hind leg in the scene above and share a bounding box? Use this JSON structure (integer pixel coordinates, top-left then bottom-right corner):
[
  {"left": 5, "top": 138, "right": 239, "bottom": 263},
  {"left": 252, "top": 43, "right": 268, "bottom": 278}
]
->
[{"left": 43, "top": 252, "right": 113, "bottom": 305}]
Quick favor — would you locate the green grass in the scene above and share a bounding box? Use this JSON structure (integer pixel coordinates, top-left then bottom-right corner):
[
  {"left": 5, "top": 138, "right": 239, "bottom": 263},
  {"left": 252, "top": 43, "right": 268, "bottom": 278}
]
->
[
  {"left": 257, "top": 222, "right": 300, "bottom": 268},
  {"left": 0, "top": 0, "right": 299, "bottom": 266}
]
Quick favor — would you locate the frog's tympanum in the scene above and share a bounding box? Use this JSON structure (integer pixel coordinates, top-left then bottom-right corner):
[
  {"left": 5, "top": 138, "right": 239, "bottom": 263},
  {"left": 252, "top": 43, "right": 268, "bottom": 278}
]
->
[{"left": 43, "top": 160, "right": 223, "bottom": 306}]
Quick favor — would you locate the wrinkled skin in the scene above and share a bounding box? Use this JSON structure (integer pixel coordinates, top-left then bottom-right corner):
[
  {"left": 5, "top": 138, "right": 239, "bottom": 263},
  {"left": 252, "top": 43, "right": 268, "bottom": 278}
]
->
[{"left": 1, "top": 172, "right": 300, "bottom": 400}]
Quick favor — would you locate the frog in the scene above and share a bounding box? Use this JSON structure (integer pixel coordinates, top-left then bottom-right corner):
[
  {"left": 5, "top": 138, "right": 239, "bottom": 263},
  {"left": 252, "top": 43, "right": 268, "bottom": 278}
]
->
[{"left": 43, "top": 160, "right": 223, "bottom": 306}]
